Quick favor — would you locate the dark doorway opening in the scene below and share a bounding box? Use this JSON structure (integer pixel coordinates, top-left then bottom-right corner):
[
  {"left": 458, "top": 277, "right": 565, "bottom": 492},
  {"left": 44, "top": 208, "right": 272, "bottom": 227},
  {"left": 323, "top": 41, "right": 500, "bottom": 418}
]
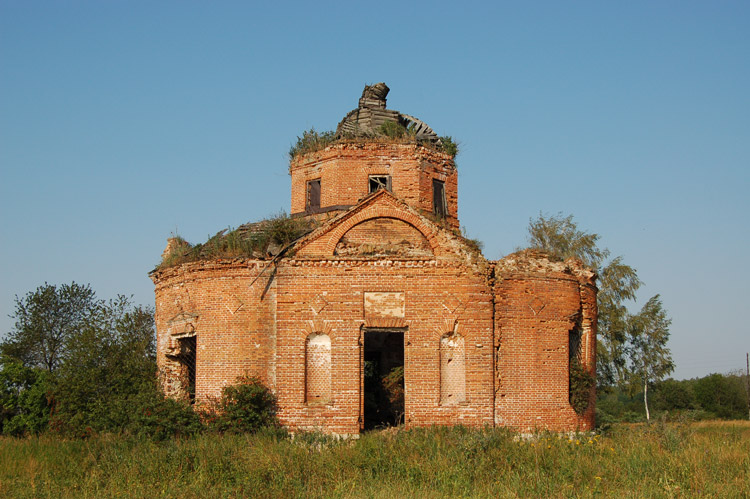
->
[
  {"left": 363, "top": 329, "right": 405, "bottom": 430},
  {"left": 178, "top": 336, "right": 197, "bottom": 404}
]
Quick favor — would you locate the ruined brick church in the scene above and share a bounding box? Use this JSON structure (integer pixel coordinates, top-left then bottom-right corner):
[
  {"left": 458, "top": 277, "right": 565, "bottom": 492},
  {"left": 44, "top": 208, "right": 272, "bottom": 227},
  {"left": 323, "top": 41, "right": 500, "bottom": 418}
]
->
[{"left": 151, "top": 83, "right": 597, "bottom": 434}]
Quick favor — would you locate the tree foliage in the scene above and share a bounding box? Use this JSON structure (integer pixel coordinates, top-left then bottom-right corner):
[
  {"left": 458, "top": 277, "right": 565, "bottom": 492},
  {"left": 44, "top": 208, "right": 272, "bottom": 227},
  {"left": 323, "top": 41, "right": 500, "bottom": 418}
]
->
[
  {"left": 207, "top": 375, "right": 279, "bottom": 434},
  {"left": 2, "top": 283, "right": 98, "bottom": 373},
  {"left": 527, "top": 214, "right": 607, "bottom": 268},
  {"left": 569, "top": 357, "right": 595, "bottom": 415},
  {"left": 527, "top": 213, "right": 644, "bottom": 388},
  {"left": 49, "top": 295, "right": 161, "bottom": 436},
  {"left": 651, "top": 378, "right": 696, "bottom": 412},
  {"left": 598, "top": 372, "right": 749, "bottom": 423},
  {"left": 0, "top": 355, "right": 51, "bottom": 436},
  {"left": 2, "top": 282, "right": 284, "bottom": 439},
  {"left": 693, "top": 373, "right": 748, "bottom": 420},
  {"left": 626, "top": 295, "right": 674, "bottom": 420},
  {"left": 1, "top": 283, "right": 200, "bottom": 438}
]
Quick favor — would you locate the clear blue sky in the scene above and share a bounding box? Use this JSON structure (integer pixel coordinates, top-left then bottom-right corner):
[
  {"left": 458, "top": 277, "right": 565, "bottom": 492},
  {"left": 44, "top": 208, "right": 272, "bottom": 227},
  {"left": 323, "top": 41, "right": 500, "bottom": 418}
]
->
[{"left": 1, "top": 1, "right": 748, "bottom": 380}]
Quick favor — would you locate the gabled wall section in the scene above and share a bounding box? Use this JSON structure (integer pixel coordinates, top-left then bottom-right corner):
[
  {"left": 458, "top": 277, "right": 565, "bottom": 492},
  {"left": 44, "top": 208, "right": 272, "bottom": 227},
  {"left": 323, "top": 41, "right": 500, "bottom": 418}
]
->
[
  {"left": 335, "top": 218, "right": 433, "bottom": 258},
  {"left": 294, "top": 190, "right": 435, "bottom": 257},
  {"left": 294, "top": 190, "right": 479, "bottom": 265}
]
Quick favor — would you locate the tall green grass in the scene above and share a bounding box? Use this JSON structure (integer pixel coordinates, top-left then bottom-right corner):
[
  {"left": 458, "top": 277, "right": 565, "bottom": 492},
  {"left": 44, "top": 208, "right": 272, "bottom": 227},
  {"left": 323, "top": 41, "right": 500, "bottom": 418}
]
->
[{"left": 1, "top": 421, "right": 748, "bottom": 497}]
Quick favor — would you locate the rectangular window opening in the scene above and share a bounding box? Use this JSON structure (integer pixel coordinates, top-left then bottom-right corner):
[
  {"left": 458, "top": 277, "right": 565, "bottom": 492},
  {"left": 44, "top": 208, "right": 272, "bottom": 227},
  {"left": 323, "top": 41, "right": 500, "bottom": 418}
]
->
[
  {"left": 306, "top": 179, "right": 321, "bottom": 213},
  {"left": 177, "top": 336, "right": 196, "bottom": 404},
  {"left": 432, "top": 179, "right": 446, "bottom": 217},
  {"left": 369, "top": 175, "right": 391, "bottom": 194}
]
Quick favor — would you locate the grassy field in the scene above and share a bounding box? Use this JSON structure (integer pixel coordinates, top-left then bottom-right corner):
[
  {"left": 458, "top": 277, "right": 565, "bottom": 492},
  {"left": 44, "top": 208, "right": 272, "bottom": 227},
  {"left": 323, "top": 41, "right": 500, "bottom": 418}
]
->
[{"left": 1, "top": 421, "right": 748, "bottom": 498}]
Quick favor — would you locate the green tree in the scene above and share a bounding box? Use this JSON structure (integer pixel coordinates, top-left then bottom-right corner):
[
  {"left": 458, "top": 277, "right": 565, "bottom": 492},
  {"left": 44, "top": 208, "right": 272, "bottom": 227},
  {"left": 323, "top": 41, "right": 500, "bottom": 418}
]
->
[
  {"left": 651, "top": 378, "right": 696, "bottom": 413},
  {"left": 693, "top": 373, "right": 748, "bottom": 420},
  {"left": 2, "top": 283, "right": 98, "bottom": 372},
  {"left": 49, "top": 295, "right": 158, "bottom": 435},
  {"left": 2, "top": 283, "right": 201, "bottom": 438},
  {"left": 527, "top": 213, "right": 641, "bottom": 387},
  {"left": 0, "top": 355, "right": 51, "bottom": 436},
  {"left": 626, "top": 295, "right": 674, "bottom": 421},
  {"left": 49, "top": 295, "right": 202, "bottom": 439}
]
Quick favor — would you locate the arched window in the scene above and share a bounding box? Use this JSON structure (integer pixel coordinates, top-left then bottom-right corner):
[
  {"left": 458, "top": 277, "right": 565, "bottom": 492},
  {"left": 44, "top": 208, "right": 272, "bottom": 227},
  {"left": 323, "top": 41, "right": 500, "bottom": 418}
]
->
[
  {"left": 305, "top": 333, "right": 332, "bottom": 404},
  {"left": 440, "top": 332, "right": 465, "bottom": 405}
]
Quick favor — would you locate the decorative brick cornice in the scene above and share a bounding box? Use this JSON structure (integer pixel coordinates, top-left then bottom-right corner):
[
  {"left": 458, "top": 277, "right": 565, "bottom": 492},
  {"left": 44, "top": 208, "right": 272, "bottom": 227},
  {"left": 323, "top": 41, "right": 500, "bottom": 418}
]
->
[{"left": 285, "top": 259, "right": 454, "bottom": 267}]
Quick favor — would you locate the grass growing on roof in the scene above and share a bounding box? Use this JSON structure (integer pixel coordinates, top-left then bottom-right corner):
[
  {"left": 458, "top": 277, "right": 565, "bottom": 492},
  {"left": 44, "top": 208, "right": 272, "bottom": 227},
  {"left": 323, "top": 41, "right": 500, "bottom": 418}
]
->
[
  {"left": 157, "top": 212, "right": 316, "bottom": 270},
  {"left": 288, "top": 125, "right": 460, "bottom": 160}
]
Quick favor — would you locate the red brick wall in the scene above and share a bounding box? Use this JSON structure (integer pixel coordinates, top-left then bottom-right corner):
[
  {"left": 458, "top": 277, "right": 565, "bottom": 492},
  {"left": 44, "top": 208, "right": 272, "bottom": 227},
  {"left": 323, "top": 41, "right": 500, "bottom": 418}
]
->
[
  {"left": 493, "top": 251, "right": 597, "bottom": 431},
  {"left": 289, "top": 143, "right": 458, "bottom": 228},
  {"left": 338, "top": 217, "right": 428, "bottom": 247},
  {"left": 305, "top": 334, "right": 332, "bottom": 404},
  {"left": 440, "top": 333, "right": 467, "bottom": 404},
  {"left": 296, "top": 194, "right": 446, "bottom": 259},
  {"left": 152, "top": 260, "right": 277, "bottom": 401},
  {"left": 334, "top": 217, "right": 432, "bottom": 257},
  {"left": 273, "top": 259, "right": 495, "bottom": 434},
  {"left": 152, "top": 252, "right": 596, "bottom": 434}
]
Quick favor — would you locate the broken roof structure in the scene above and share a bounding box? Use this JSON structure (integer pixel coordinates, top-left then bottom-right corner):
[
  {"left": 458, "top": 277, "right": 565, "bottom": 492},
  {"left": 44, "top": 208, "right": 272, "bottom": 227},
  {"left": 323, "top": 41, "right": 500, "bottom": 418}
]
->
[{"left": 336, "top": 82, "right": 439, "bottom": 143}]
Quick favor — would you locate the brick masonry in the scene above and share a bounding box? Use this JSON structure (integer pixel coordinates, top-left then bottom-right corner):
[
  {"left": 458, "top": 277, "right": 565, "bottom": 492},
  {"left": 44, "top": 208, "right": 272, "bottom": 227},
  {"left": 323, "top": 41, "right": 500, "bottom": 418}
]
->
[
  {"left": 152, "top": 142, "right": 597, "bottom": 434},
  {"left": 289, "top": 142, "right": 459, "bottom": 229}
]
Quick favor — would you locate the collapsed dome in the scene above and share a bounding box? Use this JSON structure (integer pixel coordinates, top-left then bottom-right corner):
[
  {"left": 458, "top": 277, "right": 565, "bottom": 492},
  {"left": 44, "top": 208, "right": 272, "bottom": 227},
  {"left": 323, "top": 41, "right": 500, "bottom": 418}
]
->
[
  {"left": 336, "top": 82, "right": 439, "bottom": 143},
  {"left": 290, "top": 83, "right": 458, "bottom": 226}
]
